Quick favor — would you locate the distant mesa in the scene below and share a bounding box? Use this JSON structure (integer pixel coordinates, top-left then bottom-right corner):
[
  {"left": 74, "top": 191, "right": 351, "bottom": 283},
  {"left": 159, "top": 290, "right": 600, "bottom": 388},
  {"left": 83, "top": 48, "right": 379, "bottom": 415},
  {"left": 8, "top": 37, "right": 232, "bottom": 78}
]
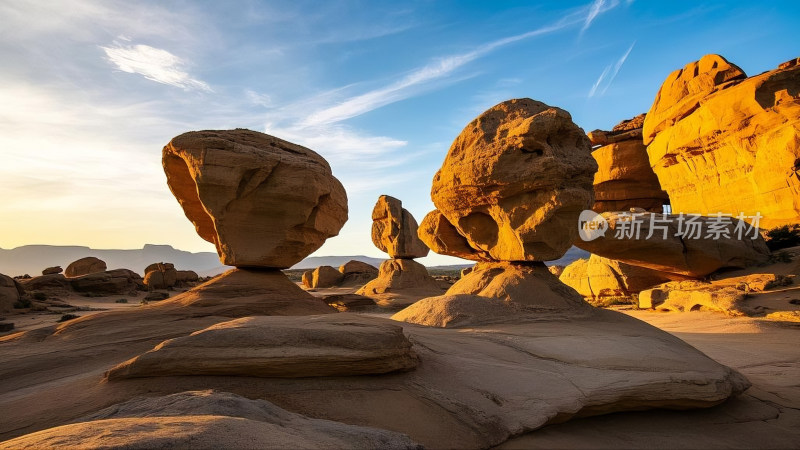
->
[{"left": 163, "top": 129, "right": 348, "bottom": 269}]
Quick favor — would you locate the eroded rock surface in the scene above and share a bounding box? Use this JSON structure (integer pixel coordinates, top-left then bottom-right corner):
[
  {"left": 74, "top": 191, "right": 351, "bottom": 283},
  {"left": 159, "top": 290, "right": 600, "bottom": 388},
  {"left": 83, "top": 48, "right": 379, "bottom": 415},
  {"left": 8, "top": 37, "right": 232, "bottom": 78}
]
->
[
  {"left": 559, "top": 255, "right": 676, "bottom": 305},
  {"left": 371, "top": 195, "right": 429, "bottom": 259},
  {"left": 163, "top": 129, "right": 348, "bottom": 268},
  {"left": 575, "top": 211, "right": 770, "bottom": 277},
  {"left": 356, "top": 259, "right": 445, "bottom": 308},
  {"left": 106, "top": 315, "right": 419, "bottom": 380},
  {"left": 424, "top": 98, "right": 597, "bottom": 262},
  {"left": 644, "top": 54, "right": 800, "bottom": 228}
]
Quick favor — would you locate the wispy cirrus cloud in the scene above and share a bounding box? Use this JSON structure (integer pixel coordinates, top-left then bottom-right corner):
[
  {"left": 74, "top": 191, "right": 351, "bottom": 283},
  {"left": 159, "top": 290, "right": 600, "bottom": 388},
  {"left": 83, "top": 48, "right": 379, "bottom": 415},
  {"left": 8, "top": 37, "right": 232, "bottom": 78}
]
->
[
  {"left": 588, "top": 41, "right": 635, "bottom": 97},
  {"left": 301, "top": 1, "right": 620, "bottom": 127},
  {"left": 101, "top": 42, "right": 212, "bottom": 92}
]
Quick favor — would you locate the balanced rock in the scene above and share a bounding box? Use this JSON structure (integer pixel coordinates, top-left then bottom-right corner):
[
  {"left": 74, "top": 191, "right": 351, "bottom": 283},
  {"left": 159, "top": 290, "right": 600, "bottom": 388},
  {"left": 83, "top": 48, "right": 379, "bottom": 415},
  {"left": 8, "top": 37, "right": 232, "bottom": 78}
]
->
[
  {"left": 559, "top": 255, "right": 676, "bottom": 305},
  {"left": 371, "top": 195, "right": 429, "bottom": 259},
  {"left": 64, "top": 257, "right": 106, "bottom": 278},
  {"left": 644, "top": 54, "right": 800, "bottom": 228},
  {"left": 106, "top": 314, "right": 419, "bottom": 380},
  {"left": 163, "top": 129, "right": 348, "bottom": 268},
  {"left": 356, "top": 259, "right": 444, "bottom": 307},
  {"left": 422, "top": 98, "right": 597, "bottom": 262},
  {"left": 143, "top": 262, "right": 178, "bottom": 290},
  {"left": 575, "top": 211, "right": 770, "bottom": 278},
  {"left": 589, "top": 114, "right": 669, "bottom": 213},
  {"left": 41, "top": 266, "right": 62, "bottom": 276}
]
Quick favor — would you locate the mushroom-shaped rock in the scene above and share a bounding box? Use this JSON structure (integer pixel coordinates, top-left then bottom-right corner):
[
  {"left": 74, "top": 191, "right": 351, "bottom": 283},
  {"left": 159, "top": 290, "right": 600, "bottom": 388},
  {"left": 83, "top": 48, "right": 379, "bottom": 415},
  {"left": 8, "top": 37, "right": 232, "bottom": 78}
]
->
[
  {"left": 65, "top": 257, "right": 107, "bottom": 278},
  {"left": 429, "top": 98, "right": 597, "bottom": 261},
  {"left": 371, "top": 195, "right": 429, "bottom": 259},
  {"left": 163, "top": 129, "right": 348, "bottom": 268}
]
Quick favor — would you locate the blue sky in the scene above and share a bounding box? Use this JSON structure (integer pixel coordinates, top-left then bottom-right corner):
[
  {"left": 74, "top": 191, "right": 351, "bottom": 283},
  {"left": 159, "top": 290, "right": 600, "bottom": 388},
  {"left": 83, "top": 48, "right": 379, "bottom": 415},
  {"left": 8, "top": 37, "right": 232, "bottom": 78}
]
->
[{"left": 0, "top": 0, "right": 798, "bottom": 265}]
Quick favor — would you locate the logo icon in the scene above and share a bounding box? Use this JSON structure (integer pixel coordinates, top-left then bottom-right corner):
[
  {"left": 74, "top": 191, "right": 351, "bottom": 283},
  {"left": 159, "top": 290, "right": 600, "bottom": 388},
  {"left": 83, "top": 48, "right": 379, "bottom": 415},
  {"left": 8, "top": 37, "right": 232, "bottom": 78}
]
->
[{"left": 578, "top": 210, "right": 608, "bottom": 241}]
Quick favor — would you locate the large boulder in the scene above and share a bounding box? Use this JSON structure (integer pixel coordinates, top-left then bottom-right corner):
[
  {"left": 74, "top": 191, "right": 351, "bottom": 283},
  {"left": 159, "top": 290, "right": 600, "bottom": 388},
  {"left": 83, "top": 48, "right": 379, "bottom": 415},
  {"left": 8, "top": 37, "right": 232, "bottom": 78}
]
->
[
  {"left": 356, "top": 259, "right": 445, "bottom": 307},
  {"left": 0, "top": 390, "right": 420, "bottom": 450},
  {"left": 644, "top": 54, "right": 800, "bottom": 228},
  {"left": 559, "top": 255, "right": 676, "bottom": 305},
  {"left": 0, "top": 273, "right": 24, "bottom": 314},
  {"left": 371, "top": 195, "right": 429, "bottom": 259},
  {"left": 304, "top": 265, "right": 343, "bottom": 289},
  {"left": 339, "top": 260, "right": 379, "bottom": 275},
  {"left": 589, "top": 114, "right": 669, "bottom": 213},
  {"left": 575, "top": 211, "right": 770, "bottom": 278},
  {"left": 64, "top": 257, "right": 106, "bottom": 278},
  {"left": 106, "top": 314, "right": 419, "bottom": 380},
  {"left": 69, "top": 269, "right": 142, "bottom": 296},
  {"left": 422, "top": 98, "right": 597, "bottom": 262},
  {"left": 162, "top": 129, "right": 348, "bottom": 268},
  {"left": 143, "top": 263, "right": 178, "bottom": 290}
]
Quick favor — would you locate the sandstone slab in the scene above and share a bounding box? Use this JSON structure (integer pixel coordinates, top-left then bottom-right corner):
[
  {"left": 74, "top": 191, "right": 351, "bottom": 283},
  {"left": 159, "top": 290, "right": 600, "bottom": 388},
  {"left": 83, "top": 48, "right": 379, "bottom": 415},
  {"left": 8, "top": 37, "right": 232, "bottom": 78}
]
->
[
  {"left": 575, "top": 211, "right": 770, "bottom": 277},
  {"left": 163, "top": 129, "right": 348, "bottom": 268},
  {"left": 0, "top": 390, "right": 420, "bottom": 450},
  {"left": 106, "top": 314, "right": 419, "bottom": 380}
]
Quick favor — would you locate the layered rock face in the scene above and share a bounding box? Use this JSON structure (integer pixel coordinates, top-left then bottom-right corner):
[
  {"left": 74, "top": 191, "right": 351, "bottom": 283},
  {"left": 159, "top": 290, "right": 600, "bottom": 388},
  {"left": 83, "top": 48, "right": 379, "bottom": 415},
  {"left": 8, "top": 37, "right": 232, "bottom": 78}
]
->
[
  {"left": 588, "top": 114, "right": 669, "bottom": 213},
  {"left": 163, "top": 129, "right": 348, "bottom": 269},
  {"left": 106, "top": 315, "right": 419, "bottom": 380},
  {"left": 420, "top": 98, "right": 597, "bottom": 262},
  {"left": 357, "top": 196, "right": 441, "bottom": 306},
  {"left": 64, "top": 257, "right": 106, "bottom": 278},
  {"left": 644, "top": 54, "right": 800, "bottom": 228},
  {"left": 575, "top": 211, "right": 770, "bottom": 278}
]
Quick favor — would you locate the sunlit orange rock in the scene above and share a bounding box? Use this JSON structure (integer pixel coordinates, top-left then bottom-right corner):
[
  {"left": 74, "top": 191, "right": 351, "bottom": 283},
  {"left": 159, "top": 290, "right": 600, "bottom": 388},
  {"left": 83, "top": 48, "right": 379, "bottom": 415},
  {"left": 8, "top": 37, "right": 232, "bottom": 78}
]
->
[
  {"left": 427, "top": 98, "right": 597, "bottom": 261},
  {"left": 163, "top": 129, "right": 348, "bottom": 269},
  {"left": 644, "top": 54, "right": 800, "bottom": 227},
  {"left": 371, "top": 195, "right": 429, "bottom": 259},
  {"left": 589, "top": 114, "right": 669, "bottom": 213}
]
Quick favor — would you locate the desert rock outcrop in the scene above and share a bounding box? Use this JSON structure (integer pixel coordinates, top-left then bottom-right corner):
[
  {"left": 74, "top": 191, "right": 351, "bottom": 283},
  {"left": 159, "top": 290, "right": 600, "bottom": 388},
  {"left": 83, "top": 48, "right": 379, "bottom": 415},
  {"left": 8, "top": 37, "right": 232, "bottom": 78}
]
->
[
  {"left": 358, "top": 196, "right": 440, "bottom": 306},
  {"left": 106, "top": 314, "right": 419, "bottom": 380},
  {"left": 575, "top": 211, "right": 770, "bottom": 278},
  {"left": 0, "top": 273, "right": 24, "bottom": 314},
  {"left": 69, "top": 269, "right": 142, "bottom": 296},
  {"left": 302, "top": 265, "right": 343, "bottom": 289},
  {"left": 41, "top": 266, "right": 62, "bottom": 276},
  {"left": 64, "top": 257, "right": 106, "bottom": 278},
  {"left": 589, "top": 114, "right": 669, "bottom": 213},
  {"left": 143, "top": 262, "right": 178, "bottom": 290},
  {"left": 644, "top": 54, "right": 800, "bottom": 228},
  {"left": 163, "top": 129, "right": 348, "bottom": 268},
  {"left": 421, "top": 98, "right": 597, "bottom": 261},
  {"left": 559, "top": 255, "right": 676, "bottom": 305},
  {"left": 371, "top": 195, "right": 429, "bottom": 259}
]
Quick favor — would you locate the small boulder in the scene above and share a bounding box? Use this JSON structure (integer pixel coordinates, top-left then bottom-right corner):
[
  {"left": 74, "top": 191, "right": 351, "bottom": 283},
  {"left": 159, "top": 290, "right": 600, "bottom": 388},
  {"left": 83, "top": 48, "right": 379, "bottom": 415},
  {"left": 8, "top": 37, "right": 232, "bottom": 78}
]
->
[
  {"left": 41, "top": 266, "right": 63, "bottom": 276},
  {"left": 70, "top": 269, "right": 141, "bottom": 296},
  {"left": 307, "top": 266, "right": 344, "bottom": 289},
  {"left": 0, "top": 273, "right": 23, "bottom": 314},
  {"left": 143, "top": 263, "right": 178, "bottom": 290},
  {"left": 64, "top": 257, "right": 107, "bottom": 278}
]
